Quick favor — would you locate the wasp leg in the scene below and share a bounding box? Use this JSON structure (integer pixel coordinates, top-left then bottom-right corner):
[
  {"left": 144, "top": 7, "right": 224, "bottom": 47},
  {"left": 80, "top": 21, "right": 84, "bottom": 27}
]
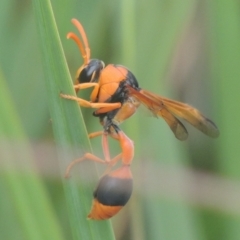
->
[
  {"left": 88, "top": 130, "right": 120, "bottom": 141},
  {"left": 90, "top": 129, "right": 134, "bottom": 175},
  {"left": 88, "top": 129, "right": 134, "bottom": 166},
  {"left": 65, "top": 153, "right": 106, "bottom": 178},
  {"left": 88, "top": 131, "right": 122, "bottom": 162},
  {"left": 88, "top": 131, "right": 103, "bottom": 139},
  {"left": 64, "top": 131, "right": 124, "bottom": 178},
  {"left": 60, "top": 93, "right": 121, "bottom": 111},
  {"left": 73, "top": 82, "right": 98, "bottom": 90}
]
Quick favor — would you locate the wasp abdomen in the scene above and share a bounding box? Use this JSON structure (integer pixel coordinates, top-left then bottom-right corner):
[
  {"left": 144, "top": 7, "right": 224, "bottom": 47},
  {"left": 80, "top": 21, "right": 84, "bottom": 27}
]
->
[
  {"left": 94, "top": 174, "right": 133, "bottom": 206},
  {"left": 88, "top": 166, "right": 133, "bottom": 220}
]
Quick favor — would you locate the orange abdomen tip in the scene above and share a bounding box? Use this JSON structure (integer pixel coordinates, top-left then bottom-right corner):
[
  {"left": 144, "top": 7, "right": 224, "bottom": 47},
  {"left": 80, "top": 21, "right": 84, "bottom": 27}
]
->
[
  {"left": 87, "top": 200, "right": 123, "bottom": 220},
  {"left": 88, "top": 166, "right": 133, "bottom": 220}
]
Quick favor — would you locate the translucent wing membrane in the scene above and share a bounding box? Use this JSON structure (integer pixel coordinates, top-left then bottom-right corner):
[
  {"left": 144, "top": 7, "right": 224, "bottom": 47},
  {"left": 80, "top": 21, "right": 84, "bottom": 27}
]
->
[
  {"left": 127, "top": 86, "right": 219, "bottom": 140},
  {"left": 127, "top": 86, "right": 188, "bottom": 140},
  {"left": 161, "top": 96, "right": 220, "bottom": 138},
  {"left": 159, "top": 108, "right": 188, "bottom": 140}
]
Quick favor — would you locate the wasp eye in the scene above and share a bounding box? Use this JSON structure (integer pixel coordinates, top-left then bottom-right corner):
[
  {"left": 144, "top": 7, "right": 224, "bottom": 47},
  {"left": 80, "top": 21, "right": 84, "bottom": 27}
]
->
[{"left": 78, "top": 59, "right": 104, "bottom": 83}]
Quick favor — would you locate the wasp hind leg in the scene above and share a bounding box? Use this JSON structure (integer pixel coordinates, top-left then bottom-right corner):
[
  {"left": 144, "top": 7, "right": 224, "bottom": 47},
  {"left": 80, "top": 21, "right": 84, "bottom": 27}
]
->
[{"left": 64, "top": 152, "right": 108, "bottom": 178}]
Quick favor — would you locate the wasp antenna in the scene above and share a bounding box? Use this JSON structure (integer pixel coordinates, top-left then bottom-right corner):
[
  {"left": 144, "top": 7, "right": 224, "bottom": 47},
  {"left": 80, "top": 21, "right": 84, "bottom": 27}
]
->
[
  {"left": 71, "top": 19, "right": 91, "bottom": 64},
  {"left": 67, "top": 32, "right": 88, "bottom": 64}
]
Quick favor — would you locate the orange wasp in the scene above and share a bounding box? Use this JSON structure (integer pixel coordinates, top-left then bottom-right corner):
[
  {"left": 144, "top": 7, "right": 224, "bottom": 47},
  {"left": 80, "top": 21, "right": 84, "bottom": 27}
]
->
[{"left": 61, "top": 19, "right": 219, "bottom": 220}]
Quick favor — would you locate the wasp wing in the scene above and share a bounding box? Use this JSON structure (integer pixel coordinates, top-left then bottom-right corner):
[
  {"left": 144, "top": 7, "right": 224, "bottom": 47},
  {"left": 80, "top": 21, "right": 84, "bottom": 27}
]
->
[
  {"left": 126, "top": 86, "right": 188, "bottom": 141},
  {"left": 140, "top": 89, "right": 219, "bottom": 138}
]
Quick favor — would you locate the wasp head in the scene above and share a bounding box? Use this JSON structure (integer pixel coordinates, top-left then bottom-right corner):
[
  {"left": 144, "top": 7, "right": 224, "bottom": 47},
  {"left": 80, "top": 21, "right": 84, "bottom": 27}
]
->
[{"left": 78, "top": 59, "right": 105, "bottom": 83}]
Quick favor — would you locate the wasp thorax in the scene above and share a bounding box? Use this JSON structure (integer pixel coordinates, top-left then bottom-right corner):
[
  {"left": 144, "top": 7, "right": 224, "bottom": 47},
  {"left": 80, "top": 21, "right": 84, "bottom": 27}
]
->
[{"left": 78, "top": 59, "right": 105, "bottom": 83}]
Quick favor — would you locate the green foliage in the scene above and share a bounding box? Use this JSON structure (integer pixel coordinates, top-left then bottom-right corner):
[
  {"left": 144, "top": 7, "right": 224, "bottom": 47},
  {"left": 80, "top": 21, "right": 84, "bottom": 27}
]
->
[
  {"left": 0, "top": 0, "right": 240, "bottom": 239},
  {"left": 32, "top": 0, "right": 115, "bottom": 239}
]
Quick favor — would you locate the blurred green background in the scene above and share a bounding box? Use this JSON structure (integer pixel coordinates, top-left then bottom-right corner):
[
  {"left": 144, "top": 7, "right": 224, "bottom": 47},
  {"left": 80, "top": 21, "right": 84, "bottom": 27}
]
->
[{"left": 1, "top": 0, "right": 240, "bottom": 239}]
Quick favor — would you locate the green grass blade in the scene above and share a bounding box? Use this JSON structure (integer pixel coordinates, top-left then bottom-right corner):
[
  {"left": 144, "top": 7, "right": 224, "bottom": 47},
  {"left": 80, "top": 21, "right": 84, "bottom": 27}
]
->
[
  {"left": 0, "top": 69, "right": 64, "bottom": 240},
  {"left": 32, "top": 0, "right": 115, "bottom": 239},
  {"left": 206, "top": 0, "right": 240, "bottom": 239}
]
